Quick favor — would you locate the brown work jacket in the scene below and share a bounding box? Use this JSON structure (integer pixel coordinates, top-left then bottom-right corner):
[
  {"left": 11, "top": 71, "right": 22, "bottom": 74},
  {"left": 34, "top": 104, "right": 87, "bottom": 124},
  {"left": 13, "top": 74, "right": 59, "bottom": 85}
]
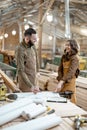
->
[
  {"left": 57, "top": 54, "right": 79, "bottom": 103},
  {"left": 15, "top": 40, "right": 39, "bottom": 92}
]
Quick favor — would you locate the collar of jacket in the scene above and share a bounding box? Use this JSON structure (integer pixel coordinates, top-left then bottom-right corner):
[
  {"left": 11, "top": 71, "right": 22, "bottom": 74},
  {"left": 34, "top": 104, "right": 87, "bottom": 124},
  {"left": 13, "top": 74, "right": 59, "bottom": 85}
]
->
[
  {"left": 63, "top": 52, "right": 76, "bottom": 61},
  {"left": 21, "top": 39, "right": 34, "bottom": 48}
]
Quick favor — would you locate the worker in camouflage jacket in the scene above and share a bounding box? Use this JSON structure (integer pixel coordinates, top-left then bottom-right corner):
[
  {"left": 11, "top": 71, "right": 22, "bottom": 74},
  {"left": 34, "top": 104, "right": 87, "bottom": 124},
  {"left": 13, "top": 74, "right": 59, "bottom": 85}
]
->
[{"left": 15, "top": 28, "right": 40, "bottom": 93}]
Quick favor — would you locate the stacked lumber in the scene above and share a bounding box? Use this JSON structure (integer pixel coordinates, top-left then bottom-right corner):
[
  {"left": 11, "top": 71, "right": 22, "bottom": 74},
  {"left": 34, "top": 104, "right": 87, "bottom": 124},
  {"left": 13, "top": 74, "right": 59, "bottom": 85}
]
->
[
  {"left": 76, "top": 76, "right": 87, "bottom": 111},
  {"left": 47, "top": 78, "right": 58, "bottom": 91},
  {"left": 45, "top": 63, "right": 58, "bottom": 72},
  {"left": 36, "top": 69, "right": 58, "bottom": 91},
  {"left": 36, "top": 73, "right": 50, "bottom": 90}
]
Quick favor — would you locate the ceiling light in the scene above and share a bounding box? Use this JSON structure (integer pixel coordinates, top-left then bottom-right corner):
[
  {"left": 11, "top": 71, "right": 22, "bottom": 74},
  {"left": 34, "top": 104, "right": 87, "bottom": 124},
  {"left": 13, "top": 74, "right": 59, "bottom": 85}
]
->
[
  {"left": 24, "top": 24, "right": 29, "bottom": 30},
  {"left": 65, "top": 33, "right": 71, "bottom": 39},
  {"left": 12, "top": 30, "right": 16, "bottom": 35},
  {"left": 48, "top": 36, "right": 53, "bottom": 40},
  {"left": 80, "top": 29, "right": 87, "bottom": 36},
  {"left": 0, "top": 36, "right": 3, "bottom": 40},
  {"left": 4, "top": 33, "right": 8, "bottom": 38},
  {"left": 24, "top": 19, "right": 27, "bottom": 22},
  {"left": 47, "top": 14, "right": 53, "bottom": 22}
]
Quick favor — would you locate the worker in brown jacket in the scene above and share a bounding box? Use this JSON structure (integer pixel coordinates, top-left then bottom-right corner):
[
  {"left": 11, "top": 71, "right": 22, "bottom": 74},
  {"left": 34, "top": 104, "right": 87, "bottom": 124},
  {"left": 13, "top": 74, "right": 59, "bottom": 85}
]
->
[
  {"left": 15, "top": 28, "right": 40, "bottom": 93},
  {"left": 55, "top": 39, "right": 80, "bottom": 104}
]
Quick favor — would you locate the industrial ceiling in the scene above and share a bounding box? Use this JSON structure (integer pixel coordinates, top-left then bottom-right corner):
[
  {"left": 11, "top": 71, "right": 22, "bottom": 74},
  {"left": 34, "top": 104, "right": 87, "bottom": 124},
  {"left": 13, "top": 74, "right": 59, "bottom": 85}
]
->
[{"left": 0, "top": 0, "right": 87, "bottom": 39}]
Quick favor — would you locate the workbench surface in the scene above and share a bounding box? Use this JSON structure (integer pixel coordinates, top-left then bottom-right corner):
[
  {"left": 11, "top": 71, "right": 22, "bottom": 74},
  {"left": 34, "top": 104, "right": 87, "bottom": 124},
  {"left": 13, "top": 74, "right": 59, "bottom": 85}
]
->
[{"left": 0, "top": 100, "right": 87, "bottom": 130}]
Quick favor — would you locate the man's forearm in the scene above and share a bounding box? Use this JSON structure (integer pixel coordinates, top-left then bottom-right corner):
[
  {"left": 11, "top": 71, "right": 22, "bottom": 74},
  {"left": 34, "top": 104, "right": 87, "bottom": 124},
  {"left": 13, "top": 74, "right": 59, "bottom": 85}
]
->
[{"left": 19, "top": 71, "right": 33, "bottom": 88}]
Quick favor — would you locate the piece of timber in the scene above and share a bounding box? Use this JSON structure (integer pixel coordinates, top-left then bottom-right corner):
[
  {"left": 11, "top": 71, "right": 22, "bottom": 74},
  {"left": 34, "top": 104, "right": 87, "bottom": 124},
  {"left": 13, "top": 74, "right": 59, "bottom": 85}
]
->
[
  {"left": 45, "top": 101, "right": 87, "bottom": 117},
  {"left": 76, "top": 76, "right": 87, "bottom": 89},
  {"left": 0, "top": 69, "right": 18, "bottom": 92}
]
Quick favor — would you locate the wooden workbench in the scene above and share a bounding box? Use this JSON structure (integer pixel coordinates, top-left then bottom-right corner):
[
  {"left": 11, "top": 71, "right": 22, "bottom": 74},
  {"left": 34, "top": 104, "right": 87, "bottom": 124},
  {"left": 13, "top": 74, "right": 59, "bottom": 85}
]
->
[{"left": 0, "top": 99, "right": 87, "bottom": 130}]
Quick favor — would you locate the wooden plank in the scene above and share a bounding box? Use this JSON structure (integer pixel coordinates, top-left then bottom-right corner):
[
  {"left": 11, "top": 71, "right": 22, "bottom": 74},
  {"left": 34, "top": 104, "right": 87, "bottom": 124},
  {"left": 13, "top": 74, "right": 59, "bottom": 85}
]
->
[
  {"left": 0, "top": 69, "right": 19, "bottom": 92},
  {"left": 46, "top": 101, "right": 87, "bottom": 117},
  {"left": 77, "top": 100, "right": 87, "bottom": 110},
  {"left": 77, "top": 91, "right": 87, "bottom": 101},
  {"left": 76, "top": 76, "right": 87, "bottom": 89},
  {"left": 77, "top": 92, "right": 87, "bottom": 101},
  {"left": 77, "top": 87, "right": 87, "bottom": 96},
  {"left": 76, "top": 83, "right": 87, "bottom": 111}
]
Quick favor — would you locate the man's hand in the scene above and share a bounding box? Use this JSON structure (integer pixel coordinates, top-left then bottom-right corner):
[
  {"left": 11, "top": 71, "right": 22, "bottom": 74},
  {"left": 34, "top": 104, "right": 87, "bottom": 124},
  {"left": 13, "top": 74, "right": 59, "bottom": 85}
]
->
[
  {"left": 31, "top": 86, "right": 40, "bottom": 94},
  {"left": 13, "top": 88, "right": 21, "bottom": 93}
]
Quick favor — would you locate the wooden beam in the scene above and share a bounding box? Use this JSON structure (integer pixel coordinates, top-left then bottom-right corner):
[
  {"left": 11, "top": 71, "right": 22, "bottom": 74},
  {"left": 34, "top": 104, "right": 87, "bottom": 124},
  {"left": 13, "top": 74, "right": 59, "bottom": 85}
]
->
[
  {"left": 0, "top": 69, "right": 19, "bottom": 92},
  {"left": 40, "top": 0, "right": 55, "bottom": 25},
  {"left": 70, "top": 0, "right": 87, "bottom": 4}
]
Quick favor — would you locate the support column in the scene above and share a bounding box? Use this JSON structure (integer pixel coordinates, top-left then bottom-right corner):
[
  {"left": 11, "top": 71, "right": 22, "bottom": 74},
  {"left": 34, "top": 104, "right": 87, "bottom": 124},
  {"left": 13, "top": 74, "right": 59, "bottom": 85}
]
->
[
  {"left": 38, "top": 0, "right": 44, "bottom": 68},
  {"left": 65, "top": 0, "right": 71, "bottom": 39},
  {"left": 18, "top": 22, "right": 23, "bottom": 43},
  {"left": 2, "top": 30, "right": 5, "bottom": 50},
  {"left": 53, "top": 27, "right": 56, "bottom": 55}
]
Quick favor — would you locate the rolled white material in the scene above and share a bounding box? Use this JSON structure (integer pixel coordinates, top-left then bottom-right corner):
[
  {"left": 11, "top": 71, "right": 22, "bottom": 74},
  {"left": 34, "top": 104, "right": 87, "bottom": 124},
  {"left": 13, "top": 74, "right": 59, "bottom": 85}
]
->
[
  {"left": 0, "top": 103, "right": 46, "bottom": 126},
  {"left": 4, "top": 114, "right": 62, "bottom": 130},
  {"left": 27, "top": 104, "right": 47, "bottom": 119},
  {"left": 0, "top": 98, "right": 33, "bottom": 116}
]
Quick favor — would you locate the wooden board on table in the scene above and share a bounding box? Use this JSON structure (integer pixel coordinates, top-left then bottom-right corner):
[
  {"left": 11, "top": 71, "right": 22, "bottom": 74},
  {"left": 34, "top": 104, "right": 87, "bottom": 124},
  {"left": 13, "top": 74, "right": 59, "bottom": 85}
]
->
[{"left": 46, "top": 101, "right": 87, "bottom": 118}]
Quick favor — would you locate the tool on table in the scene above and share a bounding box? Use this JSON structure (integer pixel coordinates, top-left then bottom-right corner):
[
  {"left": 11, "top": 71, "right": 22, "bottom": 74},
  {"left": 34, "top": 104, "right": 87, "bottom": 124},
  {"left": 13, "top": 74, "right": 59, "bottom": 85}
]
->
[
  {"left": 47, "top": 93, "right": 67, "bottom": 103},
  {"left": 59, "top": 90, "right": 73, "bottom": 99},
  {"left": 41, "top": 106, "right": 55, "bottom": 117},
  {"left": 47, "top": 109, "right": 55, "bottom": 114},
  {"left": 47, "top": 99, "right": 67, "bottom": 103},
  {"left": 6, "top": 93, "right": 18, "bottom": 101},
  {"left": 46, "top": 106, "right": 55, "bottom": 114},
  {"left": 74, "top": 115, "right": 87, "bottom": 130},
  {"left": 0, "top": 75, "right": 7, "bottom": 101}
]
